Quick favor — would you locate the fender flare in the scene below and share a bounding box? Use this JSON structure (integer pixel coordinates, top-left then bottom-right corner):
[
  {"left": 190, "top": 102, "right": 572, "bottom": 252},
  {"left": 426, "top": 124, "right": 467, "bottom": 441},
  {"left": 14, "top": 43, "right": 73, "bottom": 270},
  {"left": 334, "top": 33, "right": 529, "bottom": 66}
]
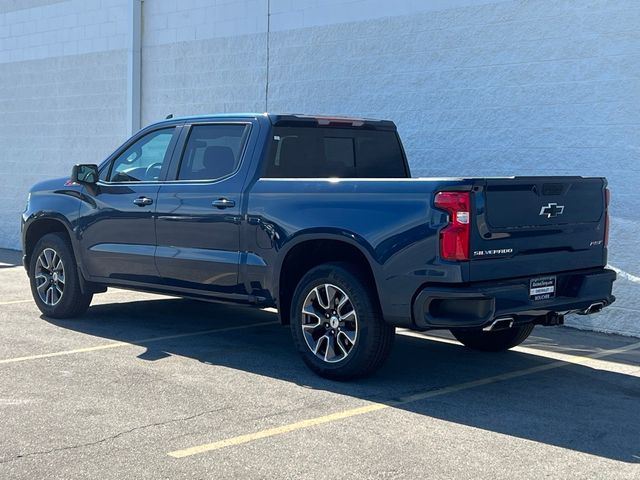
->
[
  {"left": 23, "top": 212, "right": 80, "bottom": 268},
  {"left": 272, "top": 228, "right": 381, "bottom": 306}
]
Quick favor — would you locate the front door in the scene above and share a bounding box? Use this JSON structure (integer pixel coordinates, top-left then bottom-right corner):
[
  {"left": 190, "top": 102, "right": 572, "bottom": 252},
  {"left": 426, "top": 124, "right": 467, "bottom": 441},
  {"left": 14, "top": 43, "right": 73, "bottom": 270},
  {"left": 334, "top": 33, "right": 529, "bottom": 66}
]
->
[
  {"left": 154, "top": 122, "right": 251, "bottom": 298},
  {"left": 79, "top": 126, "right": 178, "bottom": 282}
]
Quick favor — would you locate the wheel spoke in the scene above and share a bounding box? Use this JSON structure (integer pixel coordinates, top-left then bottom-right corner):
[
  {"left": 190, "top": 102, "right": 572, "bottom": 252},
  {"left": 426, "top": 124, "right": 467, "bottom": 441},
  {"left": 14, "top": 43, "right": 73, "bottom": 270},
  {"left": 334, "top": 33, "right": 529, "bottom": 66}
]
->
[
  {"left": 302, "top": 303, "right": 322, "bottom": 321},
  {"left": 337, "top": 293, "right": 349, "bottom": 312},
  {"left": 324, "top": 336, "right": 337, "bottom": 362},
  {"left": 302, "top": 304, "right": 323, "bottom": 331},
  {"left": 339, "top": 309, "right": 355, "bottom": 322},
  {"left": 314, "top": 286, "right": 329, "bottom": 310},
  {"left": 325, "top": 284, "right": 338, "bottom": 308},
  {"left": 338, "top": 330, "right": 356, "bottom": 346},
  {"left": 36, "top": 276, "right": 49, "bottom": 293},
  {"left": 44, "top": 249, "right": 54, "bottom": 270},
  {"left": 335, "top": 336, "right": 349, "bottom": 357},
  {"left": 314, "top": 335, "right": 328, "bottom": 355}
]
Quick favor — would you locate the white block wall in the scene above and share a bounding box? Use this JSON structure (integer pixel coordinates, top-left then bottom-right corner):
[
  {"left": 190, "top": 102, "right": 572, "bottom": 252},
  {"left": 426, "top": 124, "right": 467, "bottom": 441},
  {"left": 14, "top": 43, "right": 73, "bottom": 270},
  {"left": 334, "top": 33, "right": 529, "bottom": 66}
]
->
[
  {"left": 0, "top": 0, "right": 638, "bottom": 335},
  {"left": 0, "top": 0, "right": 129, "bottom": 247},
  {"left": 140, "top": 0, "right": 268, "bottom": 125}
]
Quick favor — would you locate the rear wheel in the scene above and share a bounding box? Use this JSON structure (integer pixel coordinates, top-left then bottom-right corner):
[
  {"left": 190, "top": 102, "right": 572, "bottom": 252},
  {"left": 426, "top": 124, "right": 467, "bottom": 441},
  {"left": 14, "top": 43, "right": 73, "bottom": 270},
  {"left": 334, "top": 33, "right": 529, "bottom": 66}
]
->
[
  {"left": 451, "top": 324, "right": 535, "bottom": 352},
  {"left": 28, "top": 233, "right": 93, "bottom": 318},
  {"left": 290, "top": 262, "right": 394, "bottom": 380}
]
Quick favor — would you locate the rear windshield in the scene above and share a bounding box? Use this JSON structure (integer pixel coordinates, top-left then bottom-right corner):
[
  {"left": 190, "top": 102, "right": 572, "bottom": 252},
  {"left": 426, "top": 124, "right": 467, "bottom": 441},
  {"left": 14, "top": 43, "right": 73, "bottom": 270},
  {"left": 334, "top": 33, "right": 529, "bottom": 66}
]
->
[{"left": 263, "top": 127, "right": 408, "bottom": 178}]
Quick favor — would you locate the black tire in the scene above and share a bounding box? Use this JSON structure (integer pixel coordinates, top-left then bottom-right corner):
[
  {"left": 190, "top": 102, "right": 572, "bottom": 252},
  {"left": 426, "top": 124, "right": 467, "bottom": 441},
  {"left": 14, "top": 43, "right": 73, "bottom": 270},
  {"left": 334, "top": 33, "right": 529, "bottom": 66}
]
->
[
  {"left": 28, "top": 233, "right": 93, "bottom": 318},
  {"left": 451, "top": 324, "right": 535, "bottom": 352},
  {"left": 289, "top": 262, "right": 395, "bottom": 380}
]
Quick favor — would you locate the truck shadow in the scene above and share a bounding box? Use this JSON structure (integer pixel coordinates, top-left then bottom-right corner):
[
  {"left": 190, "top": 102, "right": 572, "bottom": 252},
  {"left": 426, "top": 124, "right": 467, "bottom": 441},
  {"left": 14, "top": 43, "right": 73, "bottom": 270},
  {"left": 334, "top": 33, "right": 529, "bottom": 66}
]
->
[{"left": 43, "top": 297, "right": 640, "bottom": 464}]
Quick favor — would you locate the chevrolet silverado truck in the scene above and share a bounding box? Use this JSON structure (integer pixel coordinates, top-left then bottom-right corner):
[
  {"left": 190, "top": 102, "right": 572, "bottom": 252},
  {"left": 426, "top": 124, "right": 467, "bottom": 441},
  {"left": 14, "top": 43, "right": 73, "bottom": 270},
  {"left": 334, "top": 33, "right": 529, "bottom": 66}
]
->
[{"left": 22, "top": 113, "right": 616, "bottom": 379}]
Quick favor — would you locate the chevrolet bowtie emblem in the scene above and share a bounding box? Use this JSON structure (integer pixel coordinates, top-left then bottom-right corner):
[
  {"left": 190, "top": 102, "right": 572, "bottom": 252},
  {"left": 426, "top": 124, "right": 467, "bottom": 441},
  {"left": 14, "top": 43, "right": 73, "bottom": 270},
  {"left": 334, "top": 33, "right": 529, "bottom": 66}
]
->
[{"left": 539, "top": 202, "right": 564, "bottom": 218}]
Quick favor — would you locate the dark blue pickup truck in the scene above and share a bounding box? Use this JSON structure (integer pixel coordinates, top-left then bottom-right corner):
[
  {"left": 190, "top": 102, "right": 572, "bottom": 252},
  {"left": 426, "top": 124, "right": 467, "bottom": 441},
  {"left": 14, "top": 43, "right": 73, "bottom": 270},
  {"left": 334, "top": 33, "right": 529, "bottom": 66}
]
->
[{"left": 22, "top": 113, "right": 615, "bottom": 379}]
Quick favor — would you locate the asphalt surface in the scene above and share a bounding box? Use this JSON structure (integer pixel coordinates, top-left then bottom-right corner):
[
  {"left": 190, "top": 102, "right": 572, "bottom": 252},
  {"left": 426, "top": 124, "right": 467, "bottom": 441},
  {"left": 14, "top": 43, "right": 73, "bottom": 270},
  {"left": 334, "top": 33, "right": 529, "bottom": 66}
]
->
[{"left": 1, "top": 249, "right": 639, "bottom": 479}]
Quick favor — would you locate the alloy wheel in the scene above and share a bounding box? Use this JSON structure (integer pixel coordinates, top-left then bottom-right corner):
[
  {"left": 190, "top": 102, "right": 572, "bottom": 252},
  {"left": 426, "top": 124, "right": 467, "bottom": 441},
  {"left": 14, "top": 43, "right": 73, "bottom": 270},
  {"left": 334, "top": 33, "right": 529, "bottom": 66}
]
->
[
  {"left": 35, "top": 247, "right": 65, "bottom": 306},
  {"left": 301, "top": 283, "right": 358, "bottom": 363}
]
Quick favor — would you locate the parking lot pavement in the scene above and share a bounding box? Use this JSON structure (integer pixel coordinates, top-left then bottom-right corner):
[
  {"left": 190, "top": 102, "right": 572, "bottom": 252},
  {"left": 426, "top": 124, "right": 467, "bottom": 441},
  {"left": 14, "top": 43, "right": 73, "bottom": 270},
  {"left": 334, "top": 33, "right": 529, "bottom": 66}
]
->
[{"left": 1, "top": 251, "right": 639, "bottom": 479}]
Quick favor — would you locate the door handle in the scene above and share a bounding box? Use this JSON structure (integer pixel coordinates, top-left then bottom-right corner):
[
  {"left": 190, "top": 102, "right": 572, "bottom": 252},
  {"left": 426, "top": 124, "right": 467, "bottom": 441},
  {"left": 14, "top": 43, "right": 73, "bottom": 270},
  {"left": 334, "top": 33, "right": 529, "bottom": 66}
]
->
[
  {"left": 212, "top": 198, "right": 236, "bottom": 209},
  {"left": 133, "top": 196, "right": 153, "bottom": 207}
]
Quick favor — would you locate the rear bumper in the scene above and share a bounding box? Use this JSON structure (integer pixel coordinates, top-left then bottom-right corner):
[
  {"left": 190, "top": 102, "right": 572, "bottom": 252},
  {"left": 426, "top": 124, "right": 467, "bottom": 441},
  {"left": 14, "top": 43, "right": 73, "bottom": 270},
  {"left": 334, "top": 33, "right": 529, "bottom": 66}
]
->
[{"left": 412, "top": 267, "right": 616, "bottom": 330}]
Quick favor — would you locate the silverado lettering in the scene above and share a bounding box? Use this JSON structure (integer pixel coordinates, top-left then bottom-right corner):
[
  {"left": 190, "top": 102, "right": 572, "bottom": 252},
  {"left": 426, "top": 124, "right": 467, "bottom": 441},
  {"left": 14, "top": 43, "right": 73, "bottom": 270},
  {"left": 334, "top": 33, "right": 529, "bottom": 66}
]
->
[{"left": 473, "top": 248, "right": 514, "bottom": 257}]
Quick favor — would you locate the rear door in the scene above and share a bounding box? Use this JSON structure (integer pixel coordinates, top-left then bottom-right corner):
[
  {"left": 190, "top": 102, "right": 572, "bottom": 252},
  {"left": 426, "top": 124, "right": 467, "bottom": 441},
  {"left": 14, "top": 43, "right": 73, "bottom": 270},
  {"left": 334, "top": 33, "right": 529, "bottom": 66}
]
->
[
  {"left": 470, "top": 176, "right": 608, "bottom": 281},
  {"left": 154, "top": 121, "right": 253, "bottom": 299}
]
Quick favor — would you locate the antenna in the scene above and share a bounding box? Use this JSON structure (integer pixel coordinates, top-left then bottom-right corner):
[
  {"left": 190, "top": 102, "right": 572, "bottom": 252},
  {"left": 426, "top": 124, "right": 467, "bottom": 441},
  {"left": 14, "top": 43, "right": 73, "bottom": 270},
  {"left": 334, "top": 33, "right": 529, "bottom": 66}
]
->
[{"left": 165, "top": 113, "right": 173, "bottom": 119}]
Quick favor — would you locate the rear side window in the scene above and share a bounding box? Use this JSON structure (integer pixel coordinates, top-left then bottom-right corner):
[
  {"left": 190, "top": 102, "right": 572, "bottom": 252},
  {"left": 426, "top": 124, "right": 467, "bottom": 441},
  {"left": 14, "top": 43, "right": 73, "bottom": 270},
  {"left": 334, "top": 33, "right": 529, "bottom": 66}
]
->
[
  {"left": 263, "top": 127, "right": 407, "bottom": 178},
  {"left": 177, "top": 124, "right": 249, "bottom": 181}
]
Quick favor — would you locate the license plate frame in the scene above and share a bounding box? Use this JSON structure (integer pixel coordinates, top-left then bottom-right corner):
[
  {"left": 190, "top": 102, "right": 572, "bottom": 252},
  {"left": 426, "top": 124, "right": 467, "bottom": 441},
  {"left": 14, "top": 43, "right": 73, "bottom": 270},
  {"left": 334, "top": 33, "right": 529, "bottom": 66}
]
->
[{"left": 529, "top": 276, "right": 556, "bottom": 301}]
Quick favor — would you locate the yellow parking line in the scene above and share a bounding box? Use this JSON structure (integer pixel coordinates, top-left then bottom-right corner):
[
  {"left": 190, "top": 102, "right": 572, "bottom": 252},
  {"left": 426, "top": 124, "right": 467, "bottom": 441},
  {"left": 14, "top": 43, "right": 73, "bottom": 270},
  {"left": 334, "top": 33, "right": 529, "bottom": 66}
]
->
[
  {"left": 401, "top": 331, "right": 640, "bottom": 375},
  {"left": 0, "top": 342, "right": 128, "bottom": 363},
  {"left": 169, "top": 403, "right": 389, "bottom": 458},
  {"left": 0, "top": 321, "right": 278, "bottom": 365},
  {"left": 168, "top": 339, "right": 640, "bottom": 458},
  {"left": 0, "top": 299, "right": 33, "bottom": 305}
]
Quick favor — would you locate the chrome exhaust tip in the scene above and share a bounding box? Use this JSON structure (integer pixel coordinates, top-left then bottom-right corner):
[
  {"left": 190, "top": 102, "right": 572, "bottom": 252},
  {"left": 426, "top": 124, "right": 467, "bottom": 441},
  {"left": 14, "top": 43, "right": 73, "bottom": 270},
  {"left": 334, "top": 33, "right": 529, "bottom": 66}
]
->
[
  {"left": 483, "top": 317, "right": 514, "bottom": 332},
  {"left": 578, "top": 302, "right": 605, "bottom": 315}
]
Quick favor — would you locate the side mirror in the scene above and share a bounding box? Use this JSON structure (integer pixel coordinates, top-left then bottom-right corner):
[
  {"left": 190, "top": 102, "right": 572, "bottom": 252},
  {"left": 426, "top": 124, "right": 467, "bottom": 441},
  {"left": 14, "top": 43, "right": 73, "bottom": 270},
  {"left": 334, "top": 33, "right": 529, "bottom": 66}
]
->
[{"left": 71, "top": 164, "right": 99, "bottom": 184}]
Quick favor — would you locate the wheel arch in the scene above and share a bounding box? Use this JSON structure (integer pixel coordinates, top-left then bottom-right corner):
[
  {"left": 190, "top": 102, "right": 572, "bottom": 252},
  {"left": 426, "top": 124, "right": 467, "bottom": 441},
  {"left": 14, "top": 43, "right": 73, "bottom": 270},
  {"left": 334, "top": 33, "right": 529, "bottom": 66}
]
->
[
  {"left": 23, "top": 215, "right": 76, "bottom": 270},
  {"left": 275, "top": 232, "right": 381, "bottom": 325}
]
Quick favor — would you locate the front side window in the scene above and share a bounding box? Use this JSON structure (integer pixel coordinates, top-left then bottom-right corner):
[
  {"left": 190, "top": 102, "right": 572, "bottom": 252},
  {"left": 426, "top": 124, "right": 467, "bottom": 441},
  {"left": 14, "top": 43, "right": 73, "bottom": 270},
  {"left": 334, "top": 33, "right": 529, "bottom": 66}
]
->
[
  {"left": 107, "top": 128, "right": 175, "bottom": 182},
  {"left": 177, "top": 124, "right": 249, "bottom": 181}
]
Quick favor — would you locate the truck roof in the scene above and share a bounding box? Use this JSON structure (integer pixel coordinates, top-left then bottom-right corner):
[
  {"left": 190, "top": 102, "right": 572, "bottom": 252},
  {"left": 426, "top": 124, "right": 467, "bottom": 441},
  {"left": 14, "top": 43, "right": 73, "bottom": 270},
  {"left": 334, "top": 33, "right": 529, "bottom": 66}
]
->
[{"left": 157, "top": 113, "right": 397, "bottom": 130}]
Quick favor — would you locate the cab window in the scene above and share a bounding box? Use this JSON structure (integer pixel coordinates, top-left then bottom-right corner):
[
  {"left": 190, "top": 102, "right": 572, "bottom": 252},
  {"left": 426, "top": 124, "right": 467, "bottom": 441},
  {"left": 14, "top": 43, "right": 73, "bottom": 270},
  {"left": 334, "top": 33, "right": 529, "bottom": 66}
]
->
[
  {"left": 177, "top": 124, "right": 249, "bottom": 181},
  {"left": 263, "top": 127, "right": 407, "bottom": 178},
  {"left": 106, "top": 128, "right": 175, "bottom": 182}
]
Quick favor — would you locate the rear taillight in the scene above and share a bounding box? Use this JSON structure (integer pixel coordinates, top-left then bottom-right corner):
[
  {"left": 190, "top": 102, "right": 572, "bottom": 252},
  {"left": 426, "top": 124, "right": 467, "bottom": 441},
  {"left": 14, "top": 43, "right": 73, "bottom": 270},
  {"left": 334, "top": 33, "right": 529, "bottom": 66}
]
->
[
  {"left": 434, "top": 191, "right": 471, "bottom": 261},
  {"left": 604, "top": 188, "right": 610, "bottom": 247}
]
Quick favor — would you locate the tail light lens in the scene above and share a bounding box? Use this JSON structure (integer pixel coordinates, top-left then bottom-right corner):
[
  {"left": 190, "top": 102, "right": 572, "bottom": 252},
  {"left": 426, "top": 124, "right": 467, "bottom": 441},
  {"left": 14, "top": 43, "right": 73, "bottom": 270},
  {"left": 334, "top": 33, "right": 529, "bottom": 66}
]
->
[
  {"left": 604, "top": 188, "right": 610, "bottom": 246},
  {"left": 434, "top": 191, "right": 471, "bottom": 261}
]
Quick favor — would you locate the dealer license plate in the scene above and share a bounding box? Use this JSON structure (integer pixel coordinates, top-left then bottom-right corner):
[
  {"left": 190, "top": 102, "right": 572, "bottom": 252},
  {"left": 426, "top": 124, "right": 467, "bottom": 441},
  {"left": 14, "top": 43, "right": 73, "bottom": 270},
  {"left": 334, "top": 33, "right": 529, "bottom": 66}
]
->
[{"left": 530, "top": 276, "right": 556, "bottom": 301}]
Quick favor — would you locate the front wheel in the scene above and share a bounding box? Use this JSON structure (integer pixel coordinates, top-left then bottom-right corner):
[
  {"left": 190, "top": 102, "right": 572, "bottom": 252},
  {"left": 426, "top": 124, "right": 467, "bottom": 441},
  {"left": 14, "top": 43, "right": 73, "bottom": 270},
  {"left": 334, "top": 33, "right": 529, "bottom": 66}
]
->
[
  {"left": 451, "top": 324, "right": 535, "bottom": 352},
  {"left": 290, "top": 262, "right": 395, "bottom": 380},
  {"left": 29, "top": 233, "right": 93, "bottom": 318}
]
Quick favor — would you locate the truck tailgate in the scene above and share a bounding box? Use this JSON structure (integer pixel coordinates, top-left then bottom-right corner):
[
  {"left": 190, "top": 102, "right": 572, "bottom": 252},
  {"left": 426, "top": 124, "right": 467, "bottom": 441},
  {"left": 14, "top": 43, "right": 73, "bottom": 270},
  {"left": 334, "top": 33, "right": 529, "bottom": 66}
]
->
[{"left": 470, "top": 177, "right": 608, "bottom": 282}]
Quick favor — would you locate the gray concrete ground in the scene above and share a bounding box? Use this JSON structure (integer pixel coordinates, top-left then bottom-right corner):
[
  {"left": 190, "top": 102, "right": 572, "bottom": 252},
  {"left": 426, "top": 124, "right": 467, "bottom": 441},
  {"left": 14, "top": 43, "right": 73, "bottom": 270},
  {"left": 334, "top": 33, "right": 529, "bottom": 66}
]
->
[{"left": 0, "top": 249, "right": 639, "bottom": 479}]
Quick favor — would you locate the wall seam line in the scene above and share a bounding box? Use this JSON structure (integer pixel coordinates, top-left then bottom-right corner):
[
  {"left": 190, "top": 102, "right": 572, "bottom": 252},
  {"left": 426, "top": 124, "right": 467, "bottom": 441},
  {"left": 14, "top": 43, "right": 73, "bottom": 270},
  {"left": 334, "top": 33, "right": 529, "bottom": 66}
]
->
[{"left": 265, "top": 0, "right": 270, "bottom": 113}]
